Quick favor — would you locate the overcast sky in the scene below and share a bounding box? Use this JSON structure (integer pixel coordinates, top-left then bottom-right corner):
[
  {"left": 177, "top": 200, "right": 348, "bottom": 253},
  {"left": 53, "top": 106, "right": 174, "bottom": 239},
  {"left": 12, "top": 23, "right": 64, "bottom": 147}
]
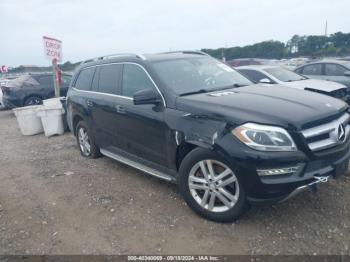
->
[{"left": 1, "top": 0, "right": 350, "bottom": 66}]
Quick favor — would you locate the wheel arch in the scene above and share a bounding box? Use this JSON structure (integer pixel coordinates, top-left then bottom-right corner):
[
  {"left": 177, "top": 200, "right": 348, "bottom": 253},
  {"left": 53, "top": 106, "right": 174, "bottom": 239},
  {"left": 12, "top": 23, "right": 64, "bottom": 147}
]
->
[
  {"left": 72, "top": 114, "right": 85, "bottom": 136},
  {"left": 175, "top": 138, "right": 236, "bottom": 173},
  {"left": 23, "top": 94, "right": 44, "bottom": 106}
]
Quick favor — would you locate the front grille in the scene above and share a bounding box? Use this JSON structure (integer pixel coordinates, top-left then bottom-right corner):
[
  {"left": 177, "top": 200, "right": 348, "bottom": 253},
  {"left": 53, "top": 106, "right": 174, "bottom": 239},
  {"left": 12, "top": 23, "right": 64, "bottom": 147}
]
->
[{"left": 301, "top": 112, "right": 350, "bottom": 151}]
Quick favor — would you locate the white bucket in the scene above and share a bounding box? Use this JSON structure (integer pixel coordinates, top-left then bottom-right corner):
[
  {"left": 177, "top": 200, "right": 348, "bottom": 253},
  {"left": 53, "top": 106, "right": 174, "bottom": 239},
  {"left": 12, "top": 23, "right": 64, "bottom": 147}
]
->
[
  {"left": 13, "top": 105, "right": 44, "bottom": 135},
  {"left": 43, "top": 97, "right": 64, "bottom": 107},
  {"left": 36, "top": 106, "right": 65, "bottom": 137}
]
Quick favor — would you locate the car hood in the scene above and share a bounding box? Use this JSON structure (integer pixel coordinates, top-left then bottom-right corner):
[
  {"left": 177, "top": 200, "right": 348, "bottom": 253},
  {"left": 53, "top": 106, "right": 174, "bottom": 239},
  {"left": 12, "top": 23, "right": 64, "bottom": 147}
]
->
[
  {"left": 281, "top": 79, "right": 347, "bottom": 92},
  {"left": 176, "top": 84, "right": 348, "bottom": 130}
]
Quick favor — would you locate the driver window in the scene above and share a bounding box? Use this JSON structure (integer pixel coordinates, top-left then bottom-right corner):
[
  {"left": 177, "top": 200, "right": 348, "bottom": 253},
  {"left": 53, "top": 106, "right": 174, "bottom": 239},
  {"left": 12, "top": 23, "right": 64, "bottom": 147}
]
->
[
  {"left": 302, "top": 64, "right": 322, "bottom": 75},
  {"left": 122, "top": 64, "right": 155, "bottom": 97},
  {"left": 325, "top": 64, "right": 346, "bottom": 76}
]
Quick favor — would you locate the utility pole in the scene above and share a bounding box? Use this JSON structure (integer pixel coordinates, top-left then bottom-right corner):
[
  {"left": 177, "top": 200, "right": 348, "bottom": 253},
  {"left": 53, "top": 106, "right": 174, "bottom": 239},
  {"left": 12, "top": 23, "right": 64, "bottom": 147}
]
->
[{"left": 325, "top": 20, "right": 328, "bottom": 37}]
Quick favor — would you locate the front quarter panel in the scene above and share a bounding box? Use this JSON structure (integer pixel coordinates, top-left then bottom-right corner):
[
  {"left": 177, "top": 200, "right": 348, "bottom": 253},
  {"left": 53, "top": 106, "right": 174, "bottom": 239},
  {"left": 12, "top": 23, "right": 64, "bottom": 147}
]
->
[{"left": 165, "top": 108, "right": 229, "bottom": 149}]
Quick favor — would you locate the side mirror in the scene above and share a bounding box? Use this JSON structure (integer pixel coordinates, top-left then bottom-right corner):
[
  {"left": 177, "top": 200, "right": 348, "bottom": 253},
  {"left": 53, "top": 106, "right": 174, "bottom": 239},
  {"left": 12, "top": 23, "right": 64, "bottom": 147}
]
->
[
  {"left": 259, "top": 78, "right": 272, "bottom": 84},
  {"left": 133, "top": 89, "right": 161, "bottom": 105},
  {"left": 344, "top": 71, "right": 350, "bottom": 77}
]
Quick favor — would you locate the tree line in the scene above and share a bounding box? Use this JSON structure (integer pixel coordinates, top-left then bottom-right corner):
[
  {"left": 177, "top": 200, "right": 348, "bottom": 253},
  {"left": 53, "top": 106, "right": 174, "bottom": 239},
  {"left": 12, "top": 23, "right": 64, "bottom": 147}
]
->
[
  {"left": 6, "top": 32, "right": 350, "bottom": 74},
  {"left": 202, "top": 31, "right": 350, "bottom": 60}
]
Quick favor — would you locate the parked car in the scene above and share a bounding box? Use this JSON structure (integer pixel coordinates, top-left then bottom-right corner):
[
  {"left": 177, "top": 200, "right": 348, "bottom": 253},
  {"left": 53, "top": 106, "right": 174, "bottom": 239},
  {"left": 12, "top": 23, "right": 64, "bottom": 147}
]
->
[
  {"left": 0, "top": 89, "right": 4, "bottom": 109},
  {"left": 1, "top": 73, "right": 72, "bottom": 108},
  {"left": 276, "top": 57, "right": 310, "bottom": 71},
  {"left": 237, "top": 65, "right": 349, "bottom": 103},
  {"left": 295, "top": 60, "right": 350, "bottom": 88},
  {"left": 67, "top": 51, "right": 349, "bottom": 222},
  {"left": 226, "top": 58, "right": 277, "bottom": 67}
]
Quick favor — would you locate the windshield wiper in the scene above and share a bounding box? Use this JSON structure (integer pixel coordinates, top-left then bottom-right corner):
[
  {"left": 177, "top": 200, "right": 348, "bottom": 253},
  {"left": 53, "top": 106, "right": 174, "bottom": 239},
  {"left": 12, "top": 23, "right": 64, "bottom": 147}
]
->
[
  {"left": 232, "top": 83, "right": 246, "bottom": 87},
  {"left": 179, "top": 83, "right": 246, "bottom": 96},
  {"left": 286, "top": 79, "right": 304, "bottom": 82},
  {"left": 179, "top": 89, "right": 209, "bottom": 96},
  {"left": 206, "top": 84, "right": 245, "bottom": 92}
]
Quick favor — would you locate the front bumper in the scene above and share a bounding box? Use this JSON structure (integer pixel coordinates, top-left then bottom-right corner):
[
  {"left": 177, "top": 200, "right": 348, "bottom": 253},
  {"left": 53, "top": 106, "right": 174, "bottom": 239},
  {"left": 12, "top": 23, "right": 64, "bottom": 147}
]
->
[
  {"left": 217, "top": 133, "right": 350, "bottom": 203},
  {"left": 279, "top": 175, "right": 330, "bottom": 203}
]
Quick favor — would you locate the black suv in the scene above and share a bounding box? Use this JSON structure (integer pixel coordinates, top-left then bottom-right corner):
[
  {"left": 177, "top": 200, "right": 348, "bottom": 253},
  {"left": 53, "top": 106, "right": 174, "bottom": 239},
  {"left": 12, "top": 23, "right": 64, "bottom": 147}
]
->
[{"left": 67, "top": 51, "right": 350, "bottom": 222}]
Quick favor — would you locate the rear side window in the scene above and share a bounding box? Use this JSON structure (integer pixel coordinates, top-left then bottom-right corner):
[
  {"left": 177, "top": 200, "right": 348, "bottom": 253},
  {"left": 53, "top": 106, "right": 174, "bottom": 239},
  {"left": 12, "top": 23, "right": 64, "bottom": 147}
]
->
[
  {"left": 122, "top": 64, "right": 155, "bottom": 97},
  {"left": 98, "top": 64, "right": 121, "bottom": 95},
  {"left": 37, "top": 75, "right": 53, "bottom": 86},
  {"left": 239, "top": 69, "right": 268, "bottom": 83},
  {"left": 74, "top": 67, "right": 95, "bottom": 91},
  {"left": 325, "top": 64, "right": 346, "bottom": 76},
  {"left": 302, "top": 64, "right": 322, "bottom": 75}
]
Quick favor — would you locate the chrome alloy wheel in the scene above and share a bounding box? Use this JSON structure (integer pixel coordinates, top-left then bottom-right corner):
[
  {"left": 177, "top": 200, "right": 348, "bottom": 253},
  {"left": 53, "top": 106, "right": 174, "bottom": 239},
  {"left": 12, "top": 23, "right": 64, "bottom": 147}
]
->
[
  {"left": 78, "top": 127, "right": 91, "bottom": 156},
  {"left": 188, "top": 160, "right": 239, "bottom": 212},
  {"left": 26, "top": 97, "right": 42, "bottom": 106}
]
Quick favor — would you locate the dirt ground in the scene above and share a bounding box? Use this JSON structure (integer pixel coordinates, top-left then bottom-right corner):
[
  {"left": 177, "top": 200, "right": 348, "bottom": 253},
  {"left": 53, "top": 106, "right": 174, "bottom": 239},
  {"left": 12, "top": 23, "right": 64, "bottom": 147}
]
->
[{"left": 0, "top": 109, "right": 349, "bottom": 255}]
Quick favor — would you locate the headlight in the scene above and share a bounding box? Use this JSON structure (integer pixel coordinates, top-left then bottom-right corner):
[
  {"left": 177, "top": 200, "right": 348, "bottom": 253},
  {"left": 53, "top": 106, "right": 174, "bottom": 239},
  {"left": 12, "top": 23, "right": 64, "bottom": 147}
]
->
[{"left": 232, "top": 123, "right": 297, "bottom": 151}]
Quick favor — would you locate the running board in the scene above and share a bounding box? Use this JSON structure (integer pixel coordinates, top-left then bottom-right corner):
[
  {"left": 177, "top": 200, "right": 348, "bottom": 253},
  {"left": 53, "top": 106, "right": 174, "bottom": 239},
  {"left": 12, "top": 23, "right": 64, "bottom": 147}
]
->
[{"left": 100, "top": 148, "right": 174, "bottom": 182}]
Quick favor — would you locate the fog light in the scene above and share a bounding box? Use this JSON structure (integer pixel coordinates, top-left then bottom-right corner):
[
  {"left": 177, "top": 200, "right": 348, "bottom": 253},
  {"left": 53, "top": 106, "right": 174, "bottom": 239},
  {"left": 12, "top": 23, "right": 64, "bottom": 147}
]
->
[{"left": 257, "top": 166, "right": 300, "bottom": 176}]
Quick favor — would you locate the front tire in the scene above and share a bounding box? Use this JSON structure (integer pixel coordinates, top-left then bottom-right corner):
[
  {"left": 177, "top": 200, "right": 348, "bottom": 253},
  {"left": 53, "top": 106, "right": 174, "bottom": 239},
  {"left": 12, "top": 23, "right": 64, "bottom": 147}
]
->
[
  {"left": 76, "top": 121, "right": 100, "bottom": 158},
  {"left": 179, "top": 148, "right": 246, "bottom": 222}
]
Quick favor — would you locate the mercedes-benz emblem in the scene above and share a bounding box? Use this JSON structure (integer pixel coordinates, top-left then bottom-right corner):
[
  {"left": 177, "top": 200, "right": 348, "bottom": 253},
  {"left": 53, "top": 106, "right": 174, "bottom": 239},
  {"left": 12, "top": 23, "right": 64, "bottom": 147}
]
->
[{"left": 337, "top": 124, "right": 346, "bottom": 142}]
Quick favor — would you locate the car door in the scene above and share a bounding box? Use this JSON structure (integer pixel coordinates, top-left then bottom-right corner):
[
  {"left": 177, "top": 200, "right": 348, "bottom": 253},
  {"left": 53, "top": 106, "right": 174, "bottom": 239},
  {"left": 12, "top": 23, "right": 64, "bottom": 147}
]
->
[
  {"left": 324, "top": 63, "right": 350, "bottom": 88},
  {"left": 112, "top": 63, "right": 169, "bottom": 166},
  {"left": 88, "top": 63, "right": 123, "bottom": 149},
  {"left": 300, "top": 64, "right": 324, "bottom": 80},
  {"left": 71, "top": 66, "right": 97, "bottom": 131}
]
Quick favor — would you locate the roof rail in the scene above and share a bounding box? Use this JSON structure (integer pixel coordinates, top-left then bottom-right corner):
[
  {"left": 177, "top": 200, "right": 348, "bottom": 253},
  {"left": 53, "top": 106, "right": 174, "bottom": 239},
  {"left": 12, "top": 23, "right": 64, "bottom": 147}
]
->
[
  {"left": 80, "top": 53, "right": 146, "bottom": 65},
  {"left": 160, "top": 50, "right": 210, "bottom": 56}
]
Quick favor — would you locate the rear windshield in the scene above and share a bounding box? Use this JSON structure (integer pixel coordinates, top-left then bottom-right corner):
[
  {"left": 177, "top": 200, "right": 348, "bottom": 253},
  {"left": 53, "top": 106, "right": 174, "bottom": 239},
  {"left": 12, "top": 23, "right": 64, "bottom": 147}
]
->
[
  {"left": 264, "top": 67, "right": 306, "bottom": 82},
  {"left": 150, "top": 57, "right": 252, "bottom": 95}
]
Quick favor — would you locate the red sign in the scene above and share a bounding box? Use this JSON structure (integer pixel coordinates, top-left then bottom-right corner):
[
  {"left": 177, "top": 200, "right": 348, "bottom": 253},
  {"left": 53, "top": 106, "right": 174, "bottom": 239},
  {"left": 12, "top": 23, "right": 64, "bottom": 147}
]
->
[
  {"left": 43, "top": 36, "right": 62, "bottom": 61},
  {"left": 0, "top": 65, "right": 8, "bottom": 73}
]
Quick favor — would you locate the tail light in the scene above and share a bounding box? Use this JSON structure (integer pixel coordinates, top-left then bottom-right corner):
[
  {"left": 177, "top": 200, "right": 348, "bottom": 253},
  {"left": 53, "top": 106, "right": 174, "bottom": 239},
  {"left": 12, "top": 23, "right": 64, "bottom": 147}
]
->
[{"left": 0, "top": 86, "right": 11, "bottom": 94}]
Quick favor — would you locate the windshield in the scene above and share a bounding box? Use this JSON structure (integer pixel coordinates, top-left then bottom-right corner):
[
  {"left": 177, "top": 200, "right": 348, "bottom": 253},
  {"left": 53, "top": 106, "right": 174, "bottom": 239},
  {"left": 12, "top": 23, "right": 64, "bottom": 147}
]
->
[
  {"left": 264, "top": 67, "right": 306, "bottom": 82},
  {"left": 150, "top": 57, "right": 252, "bottom": 95}
]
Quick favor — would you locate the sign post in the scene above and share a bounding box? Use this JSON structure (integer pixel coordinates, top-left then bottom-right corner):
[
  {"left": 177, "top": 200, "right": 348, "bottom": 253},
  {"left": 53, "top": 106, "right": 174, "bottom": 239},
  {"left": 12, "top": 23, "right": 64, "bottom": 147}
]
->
[
  {"left": 51, "top": 58, "right": 59, "bottom": 97},
  {"left": 43, "top": 36, "right": 62, "bottom": 97}
]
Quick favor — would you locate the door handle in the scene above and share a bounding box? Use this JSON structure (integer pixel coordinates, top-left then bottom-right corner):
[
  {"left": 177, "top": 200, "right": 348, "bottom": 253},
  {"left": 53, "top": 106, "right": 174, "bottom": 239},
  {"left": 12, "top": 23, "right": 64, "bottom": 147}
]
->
[
  {"left": 115, "top": 105, "right": 126, "bottom": 114},
  {"left": 86, "top": 100, "right": 93, "bottom": 107}
]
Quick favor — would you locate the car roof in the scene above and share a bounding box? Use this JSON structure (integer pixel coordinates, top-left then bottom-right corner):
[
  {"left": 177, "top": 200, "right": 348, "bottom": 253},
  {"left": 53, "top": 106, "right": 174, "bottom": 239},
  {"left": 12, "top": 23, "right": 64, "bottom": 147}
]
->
[
  {"left": 294, "top": 59, "right": 350, "bottom": 71},
  {"left": 300, "top": 59, "right": 349, "bottom": 66},
  {"left": 78, "top": 51, "right": 210, "bottom": 69},
  {"left": 236, "top": 65, "right": 280, "bottom": 70},
  {"left": 228, "top": 58, "right": 266, "bottom": 61},
  {"left": 143, "top": 52, "right": 208, "bottom": 62}
]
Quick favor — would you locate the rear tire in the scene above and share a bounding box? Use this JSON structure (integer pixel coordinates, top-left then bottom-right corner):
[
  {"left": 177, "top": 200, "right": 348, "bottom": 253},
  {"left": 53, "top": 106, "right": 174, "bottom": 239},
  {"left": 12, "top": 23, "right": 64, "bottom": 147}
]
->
[
  {"left": 179, "top": 148, "right": 246, "bottom": 222},
  {"left": 76, "top": 121, "right": 101, "bottom": 158},
  {"left": 24, "top": 96, "right": 42, "bottom": 106}
]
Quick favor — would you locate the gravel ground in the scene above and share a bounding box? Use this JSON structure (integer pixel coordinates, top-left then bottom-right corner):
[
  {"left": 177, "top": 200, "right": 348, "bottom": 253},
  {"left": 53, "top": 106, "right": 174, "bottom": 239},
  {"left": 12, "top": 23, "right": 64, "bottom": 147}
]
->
[{"left": 0, "top": 109, "right": 349, "bottom": 255}]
